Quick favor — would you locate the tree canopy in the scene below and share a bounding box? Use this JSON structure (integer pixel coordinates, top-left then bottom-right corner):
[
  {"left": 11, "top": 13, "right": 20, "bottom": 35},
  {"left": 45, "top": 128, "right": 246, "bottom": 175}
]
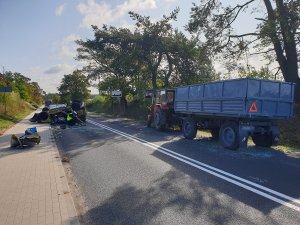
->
[
  {"left": 0, "top": 71, "right": 43, "bottom": 105},
  {"left": 58, "top": 70, "right": 90, "bottom": 103},
  {"left": 76, "top": 9, "right": 216, "bottom": 99},
  {"left": 188, "top": 0, "right": 300, "bottom": 101}
]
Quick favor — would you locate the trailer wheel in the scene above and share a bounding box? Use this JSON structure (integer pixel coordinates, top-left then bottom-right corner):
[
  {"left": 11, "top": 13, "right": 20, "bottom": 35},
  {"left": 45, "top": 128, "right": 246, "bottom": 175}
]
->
[
  {"left": 154, "top": 109, "right": 167, "bottom": 131},
  {"left": 219, "top": 122, "right": 239, "bottom": 150},
  {"left": 252, "top": 134, "right": 272, "bottom": 147},
  {"left": 183, "top": 118, "right": 197, "bottom": 140},
  {"left": 210, "top": 128, "right": 220, "bottom": 139}
]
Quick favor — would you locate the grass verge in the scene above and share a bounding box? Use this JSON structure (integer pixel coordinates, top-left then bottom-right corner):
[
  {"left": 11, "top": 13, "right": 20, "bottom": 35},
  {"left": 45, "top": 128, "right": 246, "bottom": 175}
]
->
[{"left": 0, "top": 107, "right": 34, "bottom": 135}]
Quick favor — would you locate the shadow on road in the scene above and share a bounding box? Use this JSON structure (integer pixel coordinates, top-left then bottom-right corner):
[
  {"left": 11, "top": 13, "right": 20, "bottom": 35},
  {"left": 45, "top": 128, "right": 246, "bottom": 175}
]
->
[
  {"left": 82, "top": 167, "right": 292, "bottom": 225},
  {"left": 53, "top": 126, "right": 126, "bottom": 159},
  {"left": 54, "top": 117, "right": 300, "bottom": 224}
]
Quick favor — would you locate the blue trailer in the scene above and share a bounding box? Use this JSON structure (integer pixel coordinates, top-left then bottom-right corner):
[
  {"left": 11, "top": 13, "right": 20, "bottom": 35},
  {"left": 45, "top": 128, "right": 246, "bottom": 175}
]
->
[{"left": 151, "top": 78, "right": 295, "bottom": 149}]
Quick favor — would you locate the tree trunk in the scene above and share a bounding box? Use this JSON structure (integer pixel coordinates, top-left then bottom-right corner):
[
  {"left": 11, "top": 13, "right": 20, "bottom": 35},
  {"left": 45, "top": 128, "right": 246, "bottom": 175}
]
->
[
  {"left": 148, "top": 52, "right": 162, "bottom": 94},
  {"left": 264, "top": 0, "right": 300, "bottom": 102},
  {"left": 164, "top": 53, "right": 173, "bottom": 88},
  {"left": 151, "top": 71, "right": 157, "bottom": 91}
]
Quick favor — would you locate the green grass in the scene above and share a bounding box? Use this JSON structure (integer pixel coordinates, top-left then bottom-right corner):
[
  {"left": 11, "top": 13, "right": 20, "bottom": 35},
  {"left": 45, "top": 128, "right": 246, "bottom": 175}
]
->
[
  {"left": 0, "top": 116, "right": 14, "bottom": 131},
  {"left": 0, "top": 93, "right": 36, "bottom": 135},
  {"left": 0, "top": 108, "right": 34, "bottom": 135}
]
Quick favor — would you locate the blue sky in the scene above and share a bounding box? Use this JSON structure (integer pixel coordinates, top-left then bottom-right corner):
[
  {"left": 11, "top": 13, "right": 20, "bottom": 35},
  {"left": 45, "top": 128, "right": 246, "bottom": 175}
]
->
[{"left": 0, "top": 0, "right": 262, "bottom": 93}]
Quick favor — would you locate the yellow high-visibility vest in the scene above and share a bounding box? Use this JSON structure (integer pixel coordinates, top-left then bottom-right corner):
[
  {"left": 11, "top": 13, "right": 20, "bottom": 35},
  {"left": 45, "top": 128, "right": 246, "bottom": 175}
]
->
[{"left": 67, "top": 114, "right": 73, "bottom": 121}]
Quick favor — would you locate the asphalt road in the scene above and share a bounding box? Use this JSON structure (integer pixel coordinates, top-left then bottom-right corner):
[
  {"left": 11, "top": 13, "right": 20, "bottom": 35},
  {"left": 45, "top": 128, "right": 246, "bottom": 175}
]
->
[{"left": 54, "top": 115, "right": 300, "bottom": 225}]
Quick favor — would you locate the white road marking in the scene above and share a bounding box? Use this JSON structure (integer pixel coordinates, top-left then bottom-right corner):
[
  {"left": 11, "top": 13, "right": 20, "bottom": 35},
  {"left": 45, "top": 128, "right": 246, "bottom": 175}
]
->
[{"left": 87, "top": 119, "right": 300, "bottom": 212}]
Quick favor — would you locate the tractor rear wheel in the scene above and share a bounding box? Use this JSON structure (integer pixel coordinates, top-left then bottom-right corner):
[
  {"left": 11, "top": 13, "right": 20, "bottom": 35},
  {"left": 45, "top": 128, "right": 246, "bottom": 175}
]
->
[{"left": 154, "top": 109, "right": 167, "bottom": 131}]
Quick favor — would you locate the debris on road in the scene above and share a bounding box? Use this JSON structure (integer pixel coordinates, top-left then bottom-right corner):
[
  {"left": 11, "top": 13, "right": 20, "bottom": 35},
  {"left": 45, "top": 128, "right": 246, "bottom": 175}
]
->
[
  {"left": 30, "top": 100, "right": 87, "bottom": 127},
  {"left": 62, "top": 156, "right": 70, "bottom": 163},
  {"left": 10, "top": 127, "right": 41, "bottom": 148}
]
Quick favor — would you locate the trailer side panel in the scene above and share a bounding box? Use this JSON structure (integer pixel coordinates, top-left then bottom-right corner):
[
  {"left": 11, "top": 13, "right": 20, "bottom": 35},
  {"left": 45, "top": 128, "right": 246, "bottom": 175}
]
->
[{"left": 174, "top": 78, "right": 294, "bottom": 119}]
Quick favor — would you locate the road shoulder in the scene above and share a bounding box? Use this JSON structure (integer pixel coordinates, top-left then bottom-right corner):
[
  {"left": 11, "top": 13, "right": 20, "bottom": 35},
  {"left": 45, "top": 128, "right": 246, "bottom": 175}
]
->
[{"left": 0, "top": 111, "right": 80, "bottom": 225}]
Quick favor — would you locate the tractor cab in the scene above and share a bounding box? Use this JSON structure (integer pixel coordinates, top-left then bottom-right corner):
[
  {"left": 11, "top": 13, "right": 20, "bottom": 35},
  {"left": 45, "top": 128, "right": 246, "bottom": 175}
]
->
[
  {"left": 145, "top": 89, "right": 175, "bottom": 128},
  {"left": 155, "top": 89, "right": 175, "bottom": 110}
]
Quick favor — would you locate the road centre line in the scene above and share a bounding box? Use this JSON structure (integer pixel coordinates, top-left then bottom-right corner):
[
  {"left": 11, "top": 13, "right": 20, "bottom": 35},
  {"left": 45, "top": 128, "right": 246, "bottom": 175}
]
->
[{"left": 87, "top": 119, "right": 300, "bottom": 212}]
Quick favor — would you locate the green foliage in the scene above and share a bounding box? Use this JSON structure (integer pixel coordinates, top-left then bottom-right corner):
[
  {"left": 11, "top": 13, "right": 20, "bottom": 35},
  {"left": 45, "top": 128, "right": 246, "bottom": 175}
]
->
[
  {"left": 238, "top": 66, "right": 275, "bottom": 80},
  {"left": 43, "top": 93, "right": 61, "bottom": 103},
  {"left": 58, "top": 70, "right": 90, "bottom": 103},
  {"left": 87, "top": 94, "right": 152, "bottom": 121},
  {"left": 86, "top": 95, "right": 111, "bottom": 114},
  {"left": 76, "top": 9, "right": 216, "bottom": 99},
  {"left": 0, "top": 91, "right": 35, "bottom": 134},
  {"left": 278, "top": 104, "right": 300, "bottom": 149},
  {"left": 187, "top": 0, "right": 300, "bottom": 101},
  {"left": 0, "top": 71, "right": 43, "bottom": 106},
  {"left": 88, "top": 95, "right": 110, "bottom": 105}
]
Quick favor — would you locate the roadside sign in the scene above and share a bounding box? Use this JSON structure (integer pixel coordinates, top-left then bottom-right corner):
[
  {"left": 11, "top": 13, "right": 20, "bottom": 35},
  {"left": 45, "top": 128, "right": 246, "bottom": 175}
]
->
[
  {"left": 112, "top": 90, "right": 122, "bottom": 97},
  {"left": 0, "top": 86, "right": 12, "bottom": 92}
]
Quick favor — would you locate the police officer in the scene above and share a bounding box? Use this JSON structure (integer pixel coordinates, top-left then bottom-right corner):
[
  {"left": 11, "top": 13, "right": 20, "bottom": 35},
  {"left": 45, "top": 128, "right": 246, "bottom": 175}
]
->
[{"left": 66, "top": 112, "right": 76, "bottom": 125}]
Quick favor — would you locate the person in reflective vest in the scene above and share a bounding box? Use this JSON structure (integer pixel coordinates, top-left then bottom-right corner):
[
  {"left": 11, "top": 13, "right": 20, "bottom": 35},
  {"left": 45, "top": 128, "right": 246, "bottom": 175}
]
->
[{"left": 66, "top": 112, "right": 76, "bottom": 125}]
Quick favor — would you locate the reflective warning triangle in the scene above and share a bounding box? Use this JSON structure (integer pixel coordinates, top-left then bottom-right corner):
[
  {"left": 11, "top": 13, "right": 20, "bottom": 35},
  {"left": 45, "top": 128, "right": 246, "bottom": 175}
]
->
[{"left": 249, "top": 102, "right": 258, "bottom": 113}]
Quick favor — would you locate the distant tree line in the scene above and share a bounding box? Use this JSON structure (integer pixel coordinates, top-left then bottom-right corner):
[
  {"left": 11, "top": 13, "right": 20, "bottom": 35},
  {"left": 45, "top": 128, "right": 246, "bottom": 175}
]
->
[{"left": 0, "top": 71, "right": 43, "bottom": 105}]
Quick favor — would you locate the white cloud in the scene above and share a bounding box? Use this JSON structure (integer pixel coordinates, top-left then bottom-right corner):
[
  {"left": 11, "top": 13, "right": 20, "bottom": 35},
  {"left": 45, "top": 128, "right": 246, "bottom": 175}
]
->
[
  {"left": 55, "top": 3, "right": 66, "bottom": 16},
  {"left": 77, "top": 0, "right": 157, "bottom": 28},
  {"left": 25, "top": 65, "right": 70, "bottom": 93},
  {"left": 42, "top": 64, "right": 77, "bottom": 92},
  {"left": 64, "top": 34, "right": 80, "bottom": 43},
  {"left": 44, "top": 64, "right": 75, "bottom": 74},
  {"left": 52, "top": 34, "right": 81, "bottom": 60}
]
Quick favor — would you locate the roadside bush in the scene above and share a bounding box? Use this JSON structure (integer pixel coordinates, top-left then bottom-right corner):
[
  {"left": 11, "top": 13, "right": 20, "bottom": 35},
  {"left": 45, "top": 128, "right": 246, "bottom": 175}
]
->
[
  {"left": 86, "top": 95, "right": 111, "bottom": 114},
  {"left": 0, "top": 92, "right": 34, "bottom": 115},
  {"left": 87, "top": 94, "right": 152, "bottom": 120},
  {"left": 123, "top": 98, "right": 152, "bottom": 121},
  {"left": 278, "top": 104, "right": 300, "bottom": 149}
]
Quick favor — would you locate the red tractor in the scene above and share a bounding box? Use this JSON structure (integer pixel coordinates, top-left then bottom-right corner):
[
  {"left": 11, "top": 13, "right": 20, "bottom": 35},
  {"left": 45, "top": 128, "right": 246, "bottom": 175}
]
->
[{"left": 146, "top": 89, "right": 181, "bottom": 130}]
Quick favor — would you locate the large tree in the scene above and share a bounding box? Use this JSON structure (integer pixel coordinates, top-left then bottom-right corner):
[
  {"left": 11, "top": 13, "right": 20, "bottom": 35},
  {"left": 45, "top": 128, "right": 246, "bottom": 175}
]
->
[
  {"left": 188, "top": 0, "right": 300, "bottom": 102},
  {"left": 58, "top": 70, "right": 90, "bottom": 103},
  {"left": 129, "top": 9, "right": 215, "bottom": 89},
  {"left": 76, "top": 9, "right": 216, "bottom": 98},
  {"left": 76, "top": 25, "right": 140, "bottom": 99}
]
